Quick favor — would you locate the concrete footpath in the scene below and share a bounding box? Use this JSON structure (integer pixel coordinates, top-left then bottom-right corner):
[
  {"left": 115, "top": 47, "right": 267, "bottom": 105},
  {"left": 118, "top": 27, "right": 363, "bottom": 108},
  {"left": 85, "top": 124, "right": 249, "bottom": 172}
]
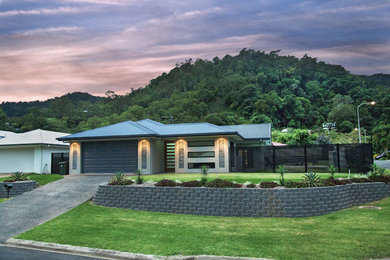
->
[{"left": 0, "top": 175, "right": 110, "bottom": 242}]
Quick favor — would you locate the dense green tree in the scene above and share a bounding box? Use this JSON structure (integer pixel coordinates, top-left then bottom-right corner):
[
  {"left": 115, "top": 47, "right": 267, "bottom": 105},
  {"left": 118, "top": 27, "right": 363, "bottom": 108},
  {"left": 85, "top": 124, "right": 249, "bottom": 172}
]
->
[
  {"left": 372, "top": 123, "right": 390, "bottom": 153},
  {"left": 328, "top": 104, "right": 355, "bottom": 127},
  {"left": 338, "top": 120, "right": 354, "bottom": 133},
  {"left": 0, "top": 108, "right": 7, "bottom": 129}
]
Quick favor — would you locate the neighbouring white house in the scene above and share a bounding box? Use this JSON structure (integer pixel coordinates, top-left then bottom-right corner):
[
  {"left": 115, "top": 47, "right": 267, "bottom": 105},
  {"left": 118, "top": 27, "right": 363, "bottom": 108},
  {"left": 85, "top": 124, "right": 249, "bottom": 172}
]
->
[
  {"left": 0, "top": 129, "right": 69, "bottom": 174},
  {"left": 57, "top": 119, "right": 272, "bottom": 175},
  {"left": 0, "top": 130, "right": 16, "bottom": 139}
]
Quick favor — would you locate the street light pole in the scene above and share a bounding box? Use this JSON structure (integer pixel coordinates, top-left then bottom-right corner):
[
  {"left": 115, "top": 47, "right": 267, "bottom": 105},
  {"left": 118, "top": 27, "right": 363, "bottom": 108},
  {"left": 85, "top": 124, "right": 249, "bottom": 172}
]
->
[{"left": 357, "top": 101, "right": 375, "bottom": 143}]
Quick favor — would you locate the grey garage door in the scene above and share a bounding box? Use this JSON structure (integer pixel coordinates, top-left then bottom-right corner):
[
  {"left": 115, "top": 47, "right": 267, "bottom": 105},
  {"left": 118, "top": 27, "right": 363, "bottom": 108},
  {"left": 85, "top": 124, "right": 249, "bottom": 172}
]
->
[{"left": 82, "top": 141, "right": 138, "bottom": 173}]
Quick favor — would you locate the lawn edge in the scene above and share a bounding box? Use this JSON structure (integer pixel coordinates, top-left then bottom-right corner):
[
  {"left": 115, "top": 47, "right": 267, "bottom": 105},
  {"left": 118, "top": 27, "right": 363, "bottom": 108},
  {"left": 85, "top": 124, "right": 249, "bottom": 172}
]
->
[{"left": 5, "top": 238, "right": 270, "bottom": 260}]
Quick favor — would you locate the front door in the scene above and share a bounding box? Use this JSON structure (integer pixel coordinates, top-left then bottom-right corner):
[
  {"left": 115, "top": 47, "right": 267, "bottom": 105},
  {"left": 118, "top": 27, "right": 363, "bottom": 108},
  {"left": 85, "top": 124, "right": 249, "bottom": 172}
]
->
[{"left": 164, "top": 140, "right": 175, "bottom": 173}]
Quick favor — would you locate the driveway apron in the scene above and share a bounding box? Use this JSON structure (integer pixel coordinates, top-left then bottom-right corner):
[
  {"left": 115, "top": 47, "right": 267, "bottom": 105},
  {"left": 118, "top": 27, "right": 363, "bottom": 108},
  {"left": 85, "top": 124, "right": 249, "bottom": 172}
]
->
[{"left": 0, "top": 175, "right": 110, "bottom": 242}]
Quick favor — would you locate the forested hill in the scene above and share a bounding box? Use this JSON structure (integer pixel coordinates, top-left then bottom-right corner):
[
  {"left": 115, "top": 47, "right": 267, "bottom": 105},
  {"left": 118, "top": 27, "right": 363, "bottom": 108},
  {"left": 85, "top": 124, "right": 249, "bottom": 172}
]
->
[
  {"left": 1, "top": 92, "right": 103, "bottom": 117},
  {"left": 0, "top": 49, "right": 389, "bottom": 144}
]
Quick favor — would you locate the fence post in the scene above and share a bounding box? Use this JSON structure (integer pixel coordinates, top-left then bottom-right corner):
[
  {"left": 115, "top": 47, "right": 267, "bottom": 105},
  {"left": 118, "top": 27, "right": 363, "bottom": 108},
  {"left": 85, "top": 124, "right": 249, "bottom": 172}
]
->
[
  {"left": 304, "top": 145, "right": 308, "bottom": 172},
  {"left": 272, "top": 146, "right": 276, "bottom": 173},
  {"left": 337, "top": 144, "right": 341, "bottom": 172},
  {"left": 369, "top": 143, "right": 373, "bottom": 165}
]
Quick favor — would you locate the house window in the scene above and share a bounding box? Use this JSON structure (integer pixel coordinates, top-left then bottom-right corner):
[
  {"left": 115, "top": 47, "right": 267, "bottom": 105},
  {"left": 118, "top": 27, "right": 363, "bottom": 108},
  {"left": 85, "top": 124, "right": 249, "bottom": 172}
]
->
[
  {"left": 218, "top": 139, "right": 225, "bottom": 168},
  {"left": 178, "top": 140, "right": 184, "bottom": 168},
  {"left": 188, "top": 151, "right": 215, "bottom": 158},
  {"left": 72, "top": 145, "right": 77, "bottom": 170},
  {"left": 188, "top": 163, "right": 215, "bottom": 169},
  {"left": 187, "top": 141, "right": 214, "bottom": 147},
  {"left": 141, "top": 141, "right": 147, "bottom": 169}
]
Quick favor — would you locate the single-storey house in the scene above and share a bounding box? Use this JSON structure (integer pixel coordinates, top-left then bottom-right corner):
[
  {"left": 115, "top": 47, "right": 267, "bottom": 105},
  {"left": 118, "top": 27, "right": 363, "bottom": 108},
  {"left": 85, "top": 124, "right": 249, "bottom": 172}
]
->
[
  {"left": 58, "top": 119, "right": 271, "bottom": 174},
  {"left": 0, "top": 130, "right": 16, "bottom": 139},
  {"left": 0, "top": 129, "right": 69, "bottom": 174}
]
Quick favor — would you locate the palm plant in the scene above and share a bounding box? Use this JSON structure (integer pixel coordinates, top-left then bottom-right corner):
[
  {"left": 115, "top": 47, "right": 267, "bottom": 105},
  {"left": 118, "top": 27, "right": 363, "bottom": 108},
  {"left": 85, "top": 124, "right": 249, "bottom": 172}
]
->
[
  {"left": 327, "top": 165, "right": 337, "bottom": 179},
  {"left": 276, "top": 165, "right": 287, "bottom": 186},
  {"left": 135, "top": 169, "right": 143, "bottom": 184},
  {"left": 109, "top": 171, "right": 125, "bottom": 184},
  {"left": 302, "top": 172, "right": 322, "bottom": 187},
  {"left": 371, "top": 163, "right": 387, "bottom": 176},
  {"left": 11, "top": 171, "right": 26, "bottom": 181},
  {"left": 200, "top": 165, "right": 209, "bottom": 186}
]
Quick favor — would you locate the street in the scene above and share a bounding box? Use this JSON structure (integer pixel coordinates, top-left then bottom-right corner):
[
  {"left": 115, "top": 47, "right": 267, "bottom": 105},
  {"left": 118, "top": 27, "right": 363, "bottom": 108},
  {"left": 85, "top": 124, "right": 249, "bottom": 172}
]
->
[
  {"left": 375, "top": 160, "right": 390, "bottom": 169},
  {"left": 0, "top": 245, "right": 106, "bottom": 260}
]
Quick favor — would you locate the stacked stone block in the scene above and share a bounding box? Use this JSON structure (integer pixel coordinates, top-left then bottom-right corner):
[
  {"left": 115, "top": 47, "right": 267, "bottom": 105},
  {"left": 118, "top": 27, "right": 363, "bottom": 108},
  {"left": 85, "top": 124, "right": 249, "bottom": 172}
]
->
[
  {"left": 93, "top": 182, "right": 390, "bottom": 218},
  {"left": 0, "top": 180, "right": 39, "bottom": 198}
]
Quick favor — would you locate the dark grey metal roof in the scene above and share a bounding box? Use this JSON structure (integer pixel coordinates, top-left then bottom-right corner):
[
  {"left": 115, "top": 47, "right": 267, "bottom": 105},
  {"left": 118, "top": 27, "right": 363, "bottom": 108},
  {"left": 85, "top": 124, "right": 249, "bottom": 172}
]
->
[
  {"left": 220, "top": 124, "right": 271, "bottom": 140},
  {"left": 58, "top": 119, "right": 271, "bottom": 141},
  {"left": 58, "top": 121, "right": 157, "bottom": 141}
]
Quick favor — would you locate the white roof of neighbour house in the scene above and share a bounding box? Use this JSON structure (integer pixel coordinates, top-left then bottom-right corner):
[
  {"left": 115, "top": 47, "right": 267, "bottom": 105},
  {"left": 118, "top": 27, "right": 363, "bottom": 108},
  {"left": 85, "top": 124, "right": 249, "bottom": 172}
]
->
[
  {"left": 272, "top": 142, "right": 287, "bottom": 146},
  {"left": 0, "top": 130, "right": 16, "bottom": 139},
  {"left": 0, "top": 129, "right": 70, "bottom": 147}
]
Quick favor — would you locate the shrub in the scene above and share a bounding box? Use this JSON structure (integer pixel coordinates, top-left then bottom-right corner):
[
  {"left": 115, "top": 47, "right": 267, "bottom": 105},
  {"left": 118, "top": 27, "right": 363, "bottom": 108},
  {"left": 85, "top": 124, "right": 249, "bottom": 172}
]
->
[
  {"left": 327, "top": 165, "right": 337, "bottom": 180},
  {"left": 276, "top": 164, "right": 287, "bottom": 186},
  {"left": 367, "top": 174, "right": 390, "bottom": 183},
  {"left": 155, "top": 179, "right": 177, "bottom": 187},
  {"left": 302, "top": 172, "right": 322, "bottom": 187},
  {"left": 259, "top": 182, "right": 278, "bottom": 188},
  {"left": 110, "top": 172, "right": 125, "bottom": 182},
  {"left": 108, "top": 172, "right": 133, "bottom": 185},
  {"left": 246, "top": 183, "right": 256, "bottom": 188},
  {"left": 371, "top": 163, "right": 388, "bottom": 176},
  {"left": 349, "top": 178, "right": 371, "bottom": 183},
  {"left": 200, "top": 165, "right": 209, "bottom": 186},
  {"left": 337, "top": 120, "right": 353, "bottom": 133},
  {"left": 285, "top": 181, "right": 304, "bottom": 188},
  {"left": 367, "top": 170, "right": 378, "bottom": 181},
  {"left": 321, "top": 179, "right": 336, "bottom": 186},
  {"left": 11, "top": 171, "right": 27, "bottom": 182},
  {"left": 333, "top": 179, "right": 353, "bottom": 185},
  {"left": 108, "top": 179, "right": 134, "bottom": 186},
  {"left": 135, "top": 169, "right": 143, "bottom": 184},
  {"left": 179, "top": 180, "right": 202, "bottom": 187},
  {"left": 206, "top": 178, "right": 242, "bottom": 188}
]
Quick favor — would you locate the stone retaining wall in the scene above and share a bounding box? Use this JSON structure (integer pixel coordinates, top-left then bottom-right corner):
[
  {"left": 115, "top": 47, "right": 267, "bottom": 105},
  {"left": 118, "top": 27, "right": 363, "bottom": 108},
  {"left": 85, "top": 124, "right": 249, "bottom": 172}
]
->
[
  {"left": 0, "top": 180, "right": 39, "bottom": 198},
  {"left": 93, "top": 182, "right": 390, "bottom": 217}
]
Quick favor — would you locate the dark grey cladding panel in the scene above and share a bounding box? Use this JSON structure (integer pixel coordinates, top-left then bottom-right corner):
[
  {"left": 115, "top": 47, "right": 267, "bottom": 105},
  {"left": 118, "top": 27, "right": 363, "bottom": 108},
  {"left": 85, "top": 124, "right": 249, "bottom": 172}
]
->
[{"left": 82, "top": 140, "right": 138, "bottom": 173}]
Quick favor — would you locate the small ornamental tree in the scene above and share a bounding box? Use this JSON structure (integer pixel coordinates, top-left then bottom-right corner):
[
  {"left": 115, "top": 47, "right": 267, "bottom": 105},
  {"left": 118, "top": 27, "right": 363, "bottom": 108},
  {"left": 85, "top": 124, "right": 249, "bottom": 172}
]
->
[
  {"left": 276, "top": 165, "right": 287, "bottom": 186},
  {"left": 327, "top": 165, "right": 337, "bottom": 180},
  {"left": 135, "top": 169, "right": 143, "bottom": 184},
  {"left": 200, "top": 165, "right": 209, "bottom": 186}
]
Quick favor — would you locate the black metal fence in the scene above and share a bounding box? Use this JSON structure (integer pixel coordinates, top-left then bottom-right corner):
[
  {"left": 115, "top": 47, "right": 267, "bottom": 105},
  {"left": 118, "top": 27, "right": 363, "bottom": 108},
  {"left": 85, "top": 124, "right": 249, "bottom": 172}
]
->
[{"left": 234, "top": 143, "right": 373, "bottom": 173}]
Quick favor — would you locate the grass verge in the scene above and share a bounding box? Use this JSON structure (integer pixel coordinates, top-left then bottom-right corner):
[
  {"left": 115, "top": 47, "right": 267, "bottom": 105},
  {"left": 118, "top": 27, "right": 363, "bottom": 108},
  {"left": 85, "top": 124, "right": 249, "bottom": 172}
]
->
[
  {"left": 17, "top": 197, "right": 390, "bottom": 259},
  {"left": 0, "top": 198, "right": 9, "bottom": 203},
  {"left": 0, "top": 173, "right": 63, "bottom": 185},
  {"left": 130, "top": 172, "right": 350, "bottom": 184}
]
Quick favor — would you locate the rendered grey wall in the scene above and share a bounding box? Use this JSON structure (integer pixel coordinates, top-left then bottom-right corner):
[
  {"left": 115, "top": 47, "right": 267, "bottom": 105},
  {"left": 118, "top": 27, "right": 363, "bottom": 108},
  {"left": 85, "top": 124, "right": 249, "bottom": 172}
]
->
[
  {"left": 93, "top": 182, "right": 390, "bottom": 218},
  {"left": 0, "top": 180, "right": 39, "bottom": 198}
]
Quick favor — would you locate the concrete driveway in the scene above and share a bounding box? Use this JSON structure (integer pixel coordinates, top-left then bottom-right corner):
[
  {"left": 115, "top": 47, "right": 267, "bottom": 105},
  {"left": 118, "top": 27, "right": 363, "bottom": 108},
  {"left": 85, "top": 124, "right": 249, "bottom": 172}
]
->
[
  {"left": 375, "top": 160, "right": 390, "bottom": 169},
  {"left": 0, "top": 175, "right": 110, "bottom": 242}
]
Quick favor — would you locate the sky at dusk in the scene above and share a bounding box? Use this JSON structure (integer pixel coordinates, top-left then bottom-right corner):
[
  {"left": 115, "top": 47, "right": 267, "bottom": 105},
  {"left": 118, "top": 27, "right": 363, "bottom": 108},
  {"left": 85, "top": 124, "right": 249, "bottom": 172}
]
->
[{"left": 0, "top": 0, "right": 389, "bottom": 102}]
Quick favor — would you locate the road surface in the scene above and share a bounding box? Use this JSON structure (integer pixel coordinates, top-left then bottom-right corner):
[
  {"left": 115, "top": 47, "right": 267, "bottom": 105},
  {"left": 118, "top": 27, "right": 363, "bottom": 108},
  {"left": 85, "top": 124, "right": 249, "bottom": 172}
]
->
[{"left": 0, "top": 245, "right": 105, "bottom": 260}]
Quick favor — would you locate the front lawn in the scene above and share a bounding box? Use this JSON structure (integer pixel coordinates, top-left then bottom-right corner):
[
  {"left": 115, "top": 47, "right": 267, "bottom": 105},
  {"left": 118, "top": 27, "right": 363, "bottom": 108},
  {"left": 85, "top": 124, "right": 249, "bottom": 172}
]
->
[
  {"left": 130, "top": 172, "right": 350, "bottom": 184},
  {"left": 0, "top": 173, "right": 63, "bottom": 185},
  {"left": 17, "top": 197, "right": 390, "bottom": 259},
  {"left": 0, "top": 198, "right": 9, "bottom": 203}
]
